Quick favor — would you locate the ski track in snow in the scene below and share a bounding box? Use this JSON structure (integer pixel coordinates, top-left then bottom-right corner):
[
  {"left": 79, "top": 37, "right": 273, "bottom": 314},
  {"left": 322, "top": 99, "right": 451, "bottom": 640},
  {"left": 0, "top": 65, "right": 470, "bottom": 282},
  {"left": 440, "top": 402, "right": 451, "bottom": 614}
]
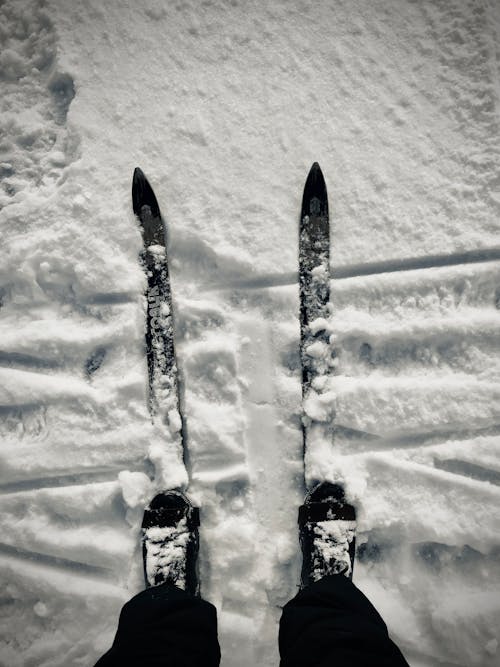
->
[{"left": 1, "top": 0, "right": 500, "bottom": 665}]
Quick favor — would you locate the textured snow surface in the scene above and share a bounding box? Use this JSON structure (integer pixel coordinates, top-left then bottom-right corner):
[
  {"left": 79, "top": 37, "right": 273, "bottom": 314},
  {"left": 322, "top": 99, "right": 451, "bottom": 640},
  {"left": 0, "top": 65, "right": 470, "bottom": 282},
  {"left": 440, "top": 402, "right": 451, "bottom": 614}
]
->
[
  {"left": 1, "top": 0, "right": 500, "bottom": 665},
  {"left": 143, "top": 518, "right": 189, "bottom": 589},
  {"left": 309, "top": 519, "right": 356, "bottom": 580}
]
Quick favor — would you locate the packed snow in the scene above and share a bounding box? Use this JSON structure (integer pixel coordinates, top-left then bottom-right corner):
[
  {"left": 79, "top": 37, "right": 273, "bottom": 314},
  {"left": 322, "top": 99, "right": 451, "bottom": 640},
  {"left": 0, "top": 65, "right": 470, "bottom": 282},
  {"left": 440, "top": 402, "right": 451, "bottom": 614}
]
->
[
  {"left": 1, "top": 0, "right": 500, "bottom": 665},
  {"left": 143, "top": 519, "right": 190, "bottom": 590},
  {"left": 309, "top": 519, "right": 357, "bottom": 580}
]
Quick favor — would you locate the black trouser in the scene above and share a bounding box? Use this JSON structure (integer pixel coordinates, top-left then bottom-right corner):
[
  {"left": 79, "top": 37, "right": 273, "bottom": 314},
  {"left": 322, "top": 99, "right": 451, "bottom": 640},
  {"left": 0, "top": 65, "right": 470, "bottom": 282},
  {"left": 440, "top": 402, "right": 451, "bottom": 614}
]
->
[{"left": 95, "top": 575, "right": 409, "bottom": 666}]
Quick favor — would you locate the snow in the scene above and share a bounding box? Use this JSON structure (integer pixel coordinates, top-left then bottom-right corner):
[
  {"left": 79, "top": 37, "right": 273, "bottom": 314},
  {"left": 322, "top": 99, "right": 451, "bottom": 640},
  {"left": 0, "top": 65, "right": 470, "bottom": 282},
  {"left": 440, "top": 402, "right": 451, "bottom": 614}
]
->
[
  {"left": 309, "top": 519, "right": 357, "bottom": 580},
  {"left": 143, "top": 518, "right": 190, "bottom": 589},
  {"left": 1, "top": 0, "right": 500, "bottom": 665}
]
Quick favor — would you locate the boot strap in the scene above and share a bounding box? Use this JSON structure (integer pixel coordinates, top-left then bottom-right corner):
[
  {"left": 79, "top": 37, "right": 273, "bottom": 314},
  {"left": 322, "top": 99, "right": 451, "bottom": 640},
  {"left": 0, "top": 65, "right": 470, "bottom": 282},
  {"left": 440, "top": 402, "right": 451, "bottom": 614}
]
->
[{"left": 298, "top": 502, "right": 356, "bottom": 525}]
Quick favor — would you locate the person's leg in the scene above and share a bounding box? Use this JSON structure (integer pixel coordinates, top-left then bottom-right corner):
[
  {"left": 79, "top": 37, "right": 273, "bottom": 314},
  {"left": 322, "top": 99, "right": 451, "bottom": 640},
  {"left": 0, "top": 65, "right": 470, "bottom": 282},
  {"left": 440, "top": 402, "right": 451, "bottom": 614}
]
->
[
  {"left": 279, "top": 574, "right": 409, "bottom": 667},
  {"left": 281, "top": 482, "right": 409, "bottom": 666},
  {"left": 95, "top": 583, "right": 220, "bottom": 667},
  {"left": 95, "top": 490, "right": 221, "bottom": 667}
]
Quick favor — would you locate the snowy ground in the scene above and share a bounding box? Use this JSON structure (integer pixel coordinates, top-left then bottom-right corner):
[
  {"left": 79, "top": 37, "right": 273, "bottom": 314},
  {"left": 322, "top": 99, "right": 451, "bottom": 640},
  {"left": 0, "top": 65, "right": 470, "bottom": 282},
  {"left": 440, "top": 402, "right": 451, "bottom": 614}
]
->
[{"left": 1, "top": 0, "right": 500, "bottom": 665}]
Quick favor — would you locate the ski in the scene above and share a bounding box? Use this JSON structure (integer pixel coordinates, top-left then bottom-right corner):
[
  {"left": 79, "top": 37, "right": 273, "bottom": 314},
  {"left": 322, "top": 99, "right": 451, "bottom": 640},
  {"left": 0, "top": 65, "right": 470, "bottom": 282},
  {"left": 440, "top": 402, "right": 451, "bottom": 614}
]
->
[
  {"left": 298, "top": 164, "right": 356, "bottom": 569},
  {"left": 132, "top": 167, "right": 185, "bottom": 468},
  {"left": 299, "top": 162, "right": 334, "bottom": 488},
  {"left": 299, "top": 162, "right": 330, "bottom": 393}
]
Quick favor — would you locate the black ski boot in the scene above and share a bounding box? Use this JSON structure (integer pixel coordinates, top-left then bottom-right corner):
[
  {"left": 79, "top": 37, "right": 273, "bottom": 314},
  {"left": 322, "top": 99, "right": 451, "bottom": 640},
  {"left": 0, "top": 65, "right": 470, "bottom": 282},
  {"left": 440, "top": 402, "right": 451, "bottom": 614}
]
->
[
  {"left": 141, "top": 491, "right": 200, "bottom": 596},
  {"left": 298, "top": 482, "right": 356, "bottom": 588}
]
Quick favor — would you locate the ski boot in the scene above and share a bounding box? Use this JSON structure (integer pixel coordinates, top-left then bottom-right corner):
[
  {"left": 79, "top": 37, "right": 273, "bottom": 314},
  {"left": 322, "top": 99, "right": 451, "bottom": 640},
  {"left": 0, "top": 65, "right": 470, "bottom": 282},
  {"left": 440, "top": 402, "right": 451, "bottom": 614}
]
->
[
  {"left": 141, "top": 491, "right": 200, "bottom": 596},
  {"left": 298, "top": 482, "right": 356, "bottom": 588}
]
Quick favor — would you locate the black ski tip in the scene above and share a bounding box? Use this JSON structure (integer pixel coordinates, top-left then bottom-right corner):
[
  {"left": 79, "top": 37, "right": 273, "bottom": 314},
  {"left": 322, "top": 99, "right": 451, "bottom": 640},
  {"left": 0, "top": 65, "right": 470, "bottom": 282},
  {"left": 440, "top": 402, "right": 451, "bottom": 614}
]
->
[
  {"left": 132, "top": 167, "right": 161, "bottom": 219},
  {"left": 301, "top": 162, "right": 328, "bottom": 219}
]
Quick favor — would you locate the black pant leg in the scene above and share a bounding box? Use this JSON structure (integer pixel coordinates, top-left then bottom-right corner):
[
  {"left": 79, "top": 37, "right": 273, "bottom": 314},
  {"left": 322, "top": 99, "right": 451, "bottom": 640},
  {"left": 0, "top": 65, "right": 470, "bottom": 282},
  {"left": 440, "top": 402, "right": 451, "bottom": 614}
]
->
[
  {"left": 94, "top": 584, "right": 221, "bottom": 667},
  {"left": 279, "top": 575, "right": 409, "bottom": 667}
]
